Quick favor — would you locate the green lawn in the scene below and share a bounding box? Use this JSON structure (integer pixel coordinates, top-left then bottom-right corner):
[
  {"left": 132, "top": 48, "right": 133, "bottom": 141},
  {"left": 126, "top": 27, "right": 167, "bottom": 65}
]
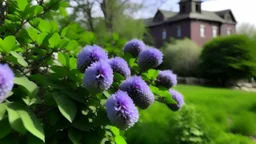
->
[{"left": 124, "top": 85, "right": 256, "bottom": 144}]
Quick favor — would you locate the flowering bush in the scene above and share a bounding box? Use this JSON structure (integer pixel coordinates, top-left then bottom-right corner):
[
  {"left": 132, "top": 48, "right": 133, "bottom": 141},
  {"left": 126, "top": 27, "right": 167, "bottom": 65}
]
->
[{"left": 0, "top": 0, "right": 184, "bottom": 143}]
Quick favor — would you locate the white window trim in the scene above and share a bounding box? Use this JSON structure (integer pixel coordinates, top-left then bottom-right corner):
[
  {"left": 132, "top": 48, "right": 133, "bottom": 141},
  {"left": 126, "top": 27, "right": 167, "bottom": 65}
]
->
[
  {"left": 212, "top": 26, "right": 218, "bottom": 38},
  {"left": 227, "top": 28, "right": 232, "bottom": 35},
  {"left": 177, "top": 26, "right": 181, "bottom": 37},
  {"left": 162, "top": 29, "right": 167, "bottom": 40},
  {"left": 200, "top": 25, "right": 206, "bottom": 38}
]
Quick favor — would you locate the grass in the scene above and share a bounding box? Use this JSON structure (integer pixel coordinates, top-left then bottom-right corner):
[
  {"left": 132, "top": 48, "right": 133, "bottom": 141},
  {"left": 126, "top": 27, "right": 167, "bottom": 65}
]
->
[{"left": 124, "top": 85, "right": 256, "bottom": 144}]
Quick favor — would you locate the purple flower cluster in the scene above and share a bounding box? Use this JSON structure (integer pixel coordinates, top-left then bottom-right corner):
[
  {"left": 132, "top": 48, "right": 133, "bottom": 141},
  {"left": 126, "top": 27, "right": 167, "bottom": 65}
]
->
[
  {"left": 138, "top": 47, "right": 163, "bottom": 71},
  {"left": 156, "top": 70, "right": 177, "bottom": 88},
  {"left": 0, "top": 64, "right": 14, "bottom": 103},
  {"left": 167, "top": 89, "right": 184, "bottom": 111},
  {"left": 105, "top": 90, "right": 139, "bottom": 130},
  {"left": 108, "top": 57, "right": 131, "bottom": 78},
  {"left": 120, "top": 76, "right": 154, "bottom": 109},
  {"left": 83, "top": 61, "right": 113, "bottom": 93},
  {"left": 77, "top": 45, "right": 108, "bottom": 73},
  {"left": 124, "top": 39, "right": 146, "bottom": 57}
]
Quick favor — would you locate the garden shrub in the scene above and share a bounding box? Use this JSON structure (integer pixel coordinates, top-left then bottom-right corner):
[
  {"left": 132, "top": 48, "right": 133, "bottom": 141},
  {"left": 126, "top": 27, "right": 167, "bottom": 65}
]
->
[
  {"left": 170, "top": 105, "right": 208, "bottom": 144},
  {"left": 0, "top": 0, "right": 184, "bottom": 143},
  {"left": 161, "top": 38, "right": 201, "bottom": 77},
  {"left": 200, "top": 35, "right": 256, "bottom": 83}
]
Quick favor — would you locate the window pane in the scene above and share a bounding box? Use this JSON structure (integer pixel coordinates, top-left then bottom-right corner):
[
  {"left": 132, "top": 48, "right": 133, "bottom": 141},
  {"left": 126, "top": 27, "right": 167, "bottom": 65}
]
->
[
  {"left": 162, "top": 30, "right": 166, "bottom": 40},
  {"left": 177, "top": 26, "right": 181, "bottom": 37},
  {"left": 200, "top": 25, "right": 205, "bottom": 37},
  {"left": 212, "top": 26, "right": 217, "bottom": 37}
]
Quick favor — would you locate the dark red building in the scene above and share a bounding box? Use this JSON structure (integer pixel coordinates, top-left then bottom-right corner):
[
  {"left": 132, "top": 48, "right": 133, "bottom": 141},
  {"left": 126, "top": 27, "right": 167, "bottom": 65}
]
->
[{"left": 145, "top": 0, "right": 237, "bottom": 47}]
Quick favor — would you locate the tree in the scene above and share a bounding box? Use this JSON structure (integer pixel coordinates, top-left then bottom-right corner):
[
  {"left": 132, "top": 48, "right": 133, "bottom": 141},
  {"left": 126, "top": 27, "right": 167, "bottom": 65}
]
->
[
  {"left": 236, "top": 23, "right": 256, "bottom": 37},
  {"left": 161, "top": 39, "right": 202, "bottom": 77},
  {"left": 69, "top": 0, "right": 146, "bottom": 38},
  {"left": 200, "top": 35, "right": 256, "bottom": 84}
]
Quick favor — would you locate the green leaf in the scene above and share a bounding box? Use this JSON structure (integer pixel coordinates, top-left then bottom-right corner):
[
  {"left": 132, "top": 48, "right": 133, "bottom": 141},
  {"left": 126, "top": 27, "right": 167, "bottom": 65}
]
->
[
  {"left": 51, "top": 21, "right": 59, "bottom": 32},
  {"left": 72, "top": 115, "right": 93, "bottom": 131},
  {"left": 64, "top": 88, "right": 87, "bottom": 104},
  {"left": 53, "top": 93, "right": 77, "bottom": 122},
  {"left": 115, "top": 136, "right": 127, "bottom": 144},
  {"left": 32, "top": 5, "right": 43, "bottom": 16},
  {"left": 0, "top": 117, "right": 12, "bottom": 139},
  {"left": 66, "top": 40, "right": 78, "bottom": 50},
  {"left": 36, "top": 32, "right": 48, "bottom": 45},
  {"left": 38, "top": 20, "right": 52, "bottom": 33},
  {"left": 103, "top": 91, "right": 111, "bottom": 98},
  {"left": 68, "top": 128, "right": 82, "bottom": 144},
  {"left": 150, "top": 85, "right": 159, "bottom": 94},
  {"left": 6, "top": 103, "right": 45, "bottom": 142},
  {"left": 17, "top": 0, "right": 28, "bottom": 11},
  {"left": 69, "top": 57, "right": 77, "bottom": 70},
  {"left": 162, "top": 95, "right": 177, "bottom": 105},
  {"left": 14, "top": 76, "right": 38, "bottom": 96},
  {"left": 49, "top": 33, "right": 61, "bottom": 48},
  {"left": 114, "top": 73, "right": 125, "bottom": 82},
  {"left": 0, "top": 36, "right": 16, "bottom": 53},
  {"left": 147, "top": 69, "right": 159, "bottom": 80},
  {"left": 27, "top": 134, "right": 44, "bottom": 144},
  {"left": 110, "top": 126, "right": 120, "bottom": 136},
  {"left": 58, "top": 52, "right": 69, "bottom": 67},
  {"left": 6, "top": 104, "right": 27, "bottom": 134},
  {"left": 27, "top": 27, "right": 37, "bottom": 41},
  {"left": 128, "top": 58, "right": 136, "bottom": 67},
  {"left": 0, "top": 103, "right": 6, "bottom": 120},
  {"left": 61, "top": 27, "right": 69, "bottom": 37},
  {"left": 10, "top": 51, "right": 28, "bottom": 67}
]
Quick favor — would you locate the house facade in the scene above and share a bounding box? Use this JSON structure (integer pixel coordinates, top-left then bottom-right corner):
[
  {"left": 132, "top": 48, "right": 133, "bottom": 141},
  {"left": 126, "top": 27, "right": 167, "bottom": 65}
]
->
[{"left": 145, "top": 0, "right": 237, "bottom": 47}]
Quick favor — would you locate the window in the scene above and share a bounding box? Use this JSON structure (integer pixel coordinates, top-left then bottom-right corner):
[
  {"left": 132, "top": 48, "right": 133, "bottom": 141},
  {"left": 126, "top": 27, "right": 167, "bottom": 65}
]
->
[
  {"left": 181, "top": 5, "right": 186, "bottom": 13},
  {"left": 196, "top": 4, "right": 200, "bottom": 13},
  {"left": 200, "top": 25, "right": 205, "bottom": 37},
  {"left": 177, "top": 26, "right": 181, "bottom": 37},
  {"left": 162, "top": 29, "right": 167, "bottom": 40},
  {"left": 227, "top": 28, "right": 232, "bottom": 35},
  {"left": 212, "top": 26, "right": 218, "bottom": 37}
]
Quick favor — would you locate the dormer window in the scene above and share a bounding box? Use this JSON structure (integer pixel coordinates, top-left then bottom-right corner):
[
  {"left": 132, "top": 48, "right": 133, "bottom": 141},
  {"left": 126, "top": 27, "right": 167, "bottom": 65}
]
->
[
  {"left": 196, "top": 4, "right": 201, "bottom": 13},
  {"left": 181, "top": 5, "right": 186, "bottom": 13}
]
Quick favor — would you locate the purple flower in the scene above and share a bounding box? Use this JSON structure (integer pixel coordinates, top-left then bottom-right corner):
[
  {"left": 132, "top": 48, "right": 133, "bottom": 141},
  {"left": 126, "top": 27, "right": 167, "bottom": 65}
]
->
[
  {"left": 138, "top": 47, "right": 163, "bottom": 71},
  {"left": 156, "top": 70, "right": 177, "bottom": 88},
  {"left": 77, "top": 45, "right": 108, "bottom": 73},
  {"left": 124, "top": 39, "right": 146, "bottom": 57},
  {"left": 108, "top": 57, "right": 131, "bottom": 78},
  {"left": 167, "top": 89, "right": 184, "bottom": 111},
  {"left": 83, "top": 61, "right": 113, "bottom": 93},
  {"left": 0, "top": 64, "right": 14, "bottom": 103},
  {"left": 120, "top": 76, "right": 154, "bottom": 109},
  {"left": 105, "top": 90, "right": 139, "bottom": 130}
]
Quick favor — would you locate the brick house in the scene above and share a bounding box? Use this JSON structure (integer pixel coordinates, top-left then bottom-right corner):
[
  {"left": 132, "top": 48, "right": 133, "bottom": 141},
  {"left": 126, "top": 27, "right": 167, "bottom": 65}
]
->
[{"left": 145, "top": 0, "right": 237, "bottom": 47}]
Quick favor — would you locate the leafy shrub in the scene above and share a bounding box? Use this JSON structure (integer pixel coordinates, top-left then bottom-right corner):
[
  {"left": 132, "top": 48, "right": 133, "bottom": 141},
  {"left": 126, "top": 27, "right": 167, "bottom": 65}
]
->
[
  {"left": 171, "top": 105, "right": 208, "bottom": 144},
  {"left": 200, "top": 35, "right": 256, "bottom": 82},
  {"left": 161, "top": 38, "right": 201, "bottom": 77},
  {"left": 0, "top": 0, "right": 184, "bottom": 143}
]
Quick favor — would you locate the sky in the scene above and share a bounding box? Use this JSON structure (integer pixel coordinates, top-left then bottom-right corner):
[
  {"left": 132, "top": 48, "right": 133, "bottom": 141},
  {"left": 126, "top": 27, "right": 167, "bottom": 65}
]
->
[
  {"left": 68, "top": 0, "right": 256, "bottom": 26},
  {"left": 158, "top": 0, "right": 256, "bottom": 26}
]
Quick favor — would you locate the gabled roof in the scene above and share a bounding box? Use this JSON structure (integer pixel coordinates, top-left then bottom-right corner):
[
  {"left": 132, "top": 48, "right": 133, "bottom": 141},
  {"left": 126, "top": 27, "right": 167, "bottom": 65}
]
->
[
  {"left": 146, "top": 9, "right": 237, "bottom": 27},
  {"left": 158, "top": 10, "right": 177, "bottom": 19}
]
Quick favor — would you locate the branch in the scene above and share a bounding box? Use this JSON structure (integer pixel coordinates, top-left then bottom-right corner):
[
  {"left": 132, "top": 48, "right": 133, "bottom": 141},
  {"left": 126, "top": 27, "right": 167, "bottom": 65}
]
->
[{"left": 14, "top": 0, "right": 62, "bottom": 35}]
